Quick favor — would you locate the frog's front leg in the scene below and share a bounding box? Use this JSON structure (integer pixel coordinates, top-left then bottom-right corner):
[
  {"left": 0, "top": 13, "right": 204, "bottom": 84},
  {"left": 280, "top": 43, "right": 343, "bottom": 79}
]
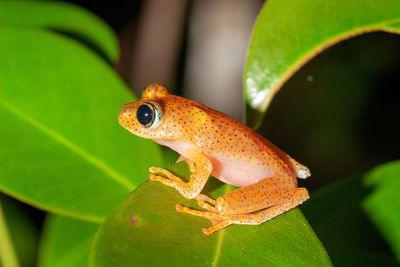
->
[
  {"left": 149, "top": 149, "right": 212, "bottom": 199},
  {"left": 176, "top": 177, "right": 309, "bottom": 235}
]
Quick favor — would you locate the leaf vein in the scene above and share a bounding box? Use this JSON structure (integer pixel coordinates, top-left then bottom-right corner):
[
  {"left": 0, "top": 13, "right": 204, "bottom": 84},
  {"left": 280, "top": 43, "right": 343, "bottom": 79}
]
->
[{"left": 0, "top": 100, "right": 134, "bottom": 190}]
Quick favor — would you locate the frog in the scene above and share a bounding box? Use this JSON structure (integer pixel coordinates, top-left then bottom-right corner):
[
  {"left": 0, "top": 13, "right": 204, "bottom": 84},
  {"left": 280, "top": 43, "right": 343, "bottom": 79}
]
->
[{"left": 118, "top": 83, "right": 310, "bottom": 235}]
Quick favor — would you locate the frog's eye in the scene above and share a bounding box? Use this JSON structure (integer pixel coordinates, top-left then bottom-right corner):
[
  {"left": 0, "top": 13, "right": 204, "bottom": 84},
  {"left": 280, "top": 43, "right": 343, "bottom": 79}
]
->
[{"left": 136, "top": 101, "right": 161, "bottom": 129}]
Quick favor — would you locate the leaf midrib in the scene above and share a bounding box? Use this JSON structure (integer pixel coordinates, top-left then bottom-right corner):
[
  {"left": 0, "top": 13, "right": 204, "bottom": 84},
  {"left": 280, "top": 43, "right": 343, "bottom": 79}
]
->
[
  {"left": 211, "top": 185, "right": 232, "bottom": 267},
  {"left": 0, "top": 99, "right": 134, "bottom": 190}
]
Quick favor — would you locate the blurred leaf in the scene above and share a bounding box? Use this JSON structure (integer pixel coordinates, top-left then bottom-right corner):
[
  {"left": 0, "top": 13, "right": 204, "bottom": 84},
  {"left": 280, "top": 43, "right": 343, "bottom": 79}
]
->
[
  {"left": 90, "top": 163, "right": 332, "bottom": 266},
  {"left": 0, "top": 1, "right": 118, "bottom": 63},
  {"left": 0, "top": 194, "right": 40, "bottom": 267},
  {"left": 0, "top": 199, "right": 20, "bottom": 267},
  {"left": 244, "top": 0, "right": 400, "bottom": 128},
  {"left": 363, "top": 161, "right": 400, "bottom": 261},
  {"left": 256, "top": 32, "right": 400, "bottom": 188},
  {"left": 0, "top": 28, "right": 162, "bottom": 222},
  {"left": 302, "top": 160, "right": 400, "bottom": 266},
  {"left": 38, "top": 215, "right": 98, "bottom": 267}
]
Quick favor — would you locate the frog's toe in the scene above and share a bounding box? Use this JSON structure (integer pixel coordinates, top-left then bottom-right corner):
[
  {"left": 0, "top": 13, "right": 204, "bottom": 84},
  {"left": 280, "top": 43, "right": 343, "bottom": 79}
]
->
[
  {"left": 148, "top": 173, "right": 158, "bottom": 181},
  {"left": 203, "top": 219, "right": 234, "bottom": 235},
  {"left": 149, "top": 174, "right": 185, "bottom": 190},
  {"left": 149, "top": 167, "right": 182, "bottom": 182},
  {"left": 197, "top": 200, "right": 217, "bottom": 212},
  {"left": 175, "top": 204, "right": 184, "bottom": 212},
  {"left": 149, "top": 173, "right": 169, "bottom": 182},
  {"left": 202, "top": 227, "right": 213, "bottom": 235},
  {"left": 176, "top": 204, "right": 226, "bottom": 222},
  {"left": 195, "top": 194, "right": 216, "bottom": 205}
]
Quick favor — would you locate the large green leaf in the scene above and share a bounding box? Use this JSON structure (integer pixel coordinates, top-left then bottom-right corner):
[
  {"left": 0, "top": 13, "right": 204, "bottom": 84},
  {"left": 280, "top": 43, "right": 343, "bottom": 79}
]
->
[
  {"left": 303, "top": 160, "right": 400, "bottom": 265},
  {"left": 38, "top": 215, "right": 98, "bottom": 267},
  {"left": 0, "top": 1, "right": 118, "bottom": 63},
  {"left": 244, "top": 0, "right": 400, "bottom": 128},
  {"left": 90, "top": 163, "right": 332, "bottom": 266},
  {"left": 0, "top": 28, "right": 162, "bottom": 222}
]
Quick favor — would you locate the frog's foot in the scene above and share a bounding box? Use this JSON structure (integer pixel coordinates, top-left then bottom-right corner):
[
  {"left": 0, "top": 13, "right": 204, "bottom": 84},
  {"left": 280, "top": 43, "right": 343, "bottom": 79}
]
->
[
  {"left": 195, "top": 194, "right": 217, "bottom": 211},
  {"left": 176, "top": 204, "right": 226, "bottom": 234},
  {"left": 176, "top": 188, "right": 309, "bottom": 235},
  {"left": 149, "top": 167, "right": 183, "bottom": 182}
]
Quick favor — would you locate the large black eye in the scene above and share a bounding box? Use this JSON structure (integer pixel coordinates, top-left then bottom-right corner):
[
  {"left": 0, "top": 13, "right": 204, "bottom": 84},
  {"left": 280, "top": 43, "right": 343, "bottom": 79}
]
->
[{"left": 136, "top": 102, "right": 161, "bottom": 128}]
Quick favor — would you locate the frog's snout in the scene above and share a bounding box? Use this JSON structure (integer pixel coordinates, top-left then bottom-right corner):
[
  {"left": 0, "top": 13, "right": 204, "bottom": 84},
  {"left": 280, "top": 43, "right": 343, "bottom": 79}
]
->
[{"left": 118, "top": 103, "right": 136, "bottom": 128}]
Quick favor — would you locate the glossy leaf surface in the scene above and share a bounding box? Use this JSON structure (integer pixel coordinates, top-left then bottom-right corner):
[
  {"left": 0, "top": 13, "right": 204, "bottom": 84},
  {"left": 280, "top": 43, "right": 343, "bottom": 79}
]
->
[
  {"left": 0, "top": 28, "right": 162, "bottom": 222},
  {"left": 91, "top": 163, "right": 332, "bottom": 267}
]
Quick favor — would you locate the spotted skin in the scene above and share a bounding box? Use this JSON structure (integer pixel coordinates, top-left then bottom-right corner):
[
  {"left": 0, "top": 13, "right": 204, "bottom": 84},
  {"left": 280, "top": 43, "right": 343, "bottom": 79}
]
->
[
  {"left": 176, "top": 188, "right": 309, "bottom": 235},
  {"left": 118, "top": 83, "right": 310, "bottom": 235}
]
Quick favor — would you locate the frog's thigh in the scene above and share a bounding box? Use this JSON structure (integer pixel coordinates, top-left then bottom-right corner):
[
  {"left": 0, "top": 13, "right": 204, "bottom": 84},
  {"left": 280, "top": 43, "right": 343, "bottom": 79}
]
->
[{"left": 216, "top": 177, "right": 296, "bottom": 215}]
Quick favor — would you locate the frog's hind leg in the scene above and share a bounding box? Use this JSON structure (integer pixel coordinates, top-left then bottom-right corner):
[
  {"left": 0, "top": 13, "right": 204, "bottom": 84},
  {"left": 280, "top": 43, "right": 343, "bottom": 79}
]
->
[
  {"left": 176, "top": 187, "right": 309, "bottom": 235},
  {"left": 214, "top": 176, "right": 297, "bottom": 215},
  {"left": 195, "top": 194, "right": 217, "bottom": 212}
]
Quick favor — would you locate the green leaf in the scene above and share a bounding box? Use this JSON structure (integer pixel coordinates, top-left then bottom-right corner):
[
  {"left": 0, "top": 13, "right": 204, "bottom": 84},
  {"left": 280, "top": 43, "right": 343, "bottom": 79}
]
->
[
  {"left": 0, "top": 28, "right": 162, "bottom": 222},
  {"left": 244, "top": 0, "right": 400, "bottom": 129},
  {"left": 38, "top": 214, "right": 98, "bottom": 267},
  {"left": 302, "top": 160, "right": 400, "bottom": 265},
  {"left": 0, "top": 194, "right": 40, "bottom": 267},
  {"left": 90, "top": 163, "right": 332, "bottom": 266},
  {"left": 0, "top": 199, "right": 20, "bottom": 267},
  {"left": 0, "top": 1, "right": 118, "bottom": 63}
]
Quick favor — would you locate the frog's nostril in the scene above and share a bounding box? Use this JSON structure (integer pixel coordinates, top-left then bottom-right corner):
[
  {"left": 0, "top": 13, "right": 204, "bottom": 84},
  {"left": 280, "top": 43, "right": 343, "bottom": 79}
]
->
[{"left": 120, "top": 108, "right": 132, "bottom": 118}]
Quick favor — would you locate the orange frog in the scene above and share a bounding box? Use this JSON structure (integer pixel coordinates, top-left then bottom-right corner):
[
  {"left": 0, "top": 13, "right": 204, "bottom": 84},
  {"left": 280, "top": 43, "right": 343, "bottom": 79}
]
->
[{"left": 118, "top": 83, "right": 310, "bottom": 235}]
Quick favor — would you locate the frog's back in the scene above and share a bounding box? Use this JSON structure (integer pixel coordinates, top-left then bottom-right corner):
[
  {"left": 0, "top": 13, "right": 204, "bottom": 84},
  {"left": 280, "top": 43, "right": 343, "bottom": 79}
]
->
[
  {"left": 183, "top": 102, "right": 306, "bottom": 186},
  {"left": 161, "top": 94, "right": 309, "bottom": 187}
]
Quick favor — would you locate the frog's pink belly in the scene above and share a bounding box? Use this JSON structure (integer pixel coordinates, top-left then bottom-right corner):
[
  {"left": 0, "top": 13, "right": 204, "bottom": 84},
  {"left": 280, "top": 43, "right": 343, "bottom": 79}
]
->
[
  {"left": 209, "top": 157, "right": 276, "bottom": 187},
  {"left": 154, "top": 139, "right": 279, "bottom": 187}
]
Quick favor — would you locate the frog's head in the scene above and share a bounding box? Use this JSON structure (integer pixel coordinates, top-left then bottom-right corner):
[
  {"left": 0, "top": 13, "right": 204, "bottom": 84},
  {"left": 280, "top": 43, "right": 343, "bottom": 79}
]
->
[{"left": 118, "top": 83, "right": 182, "bottom": 140}]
